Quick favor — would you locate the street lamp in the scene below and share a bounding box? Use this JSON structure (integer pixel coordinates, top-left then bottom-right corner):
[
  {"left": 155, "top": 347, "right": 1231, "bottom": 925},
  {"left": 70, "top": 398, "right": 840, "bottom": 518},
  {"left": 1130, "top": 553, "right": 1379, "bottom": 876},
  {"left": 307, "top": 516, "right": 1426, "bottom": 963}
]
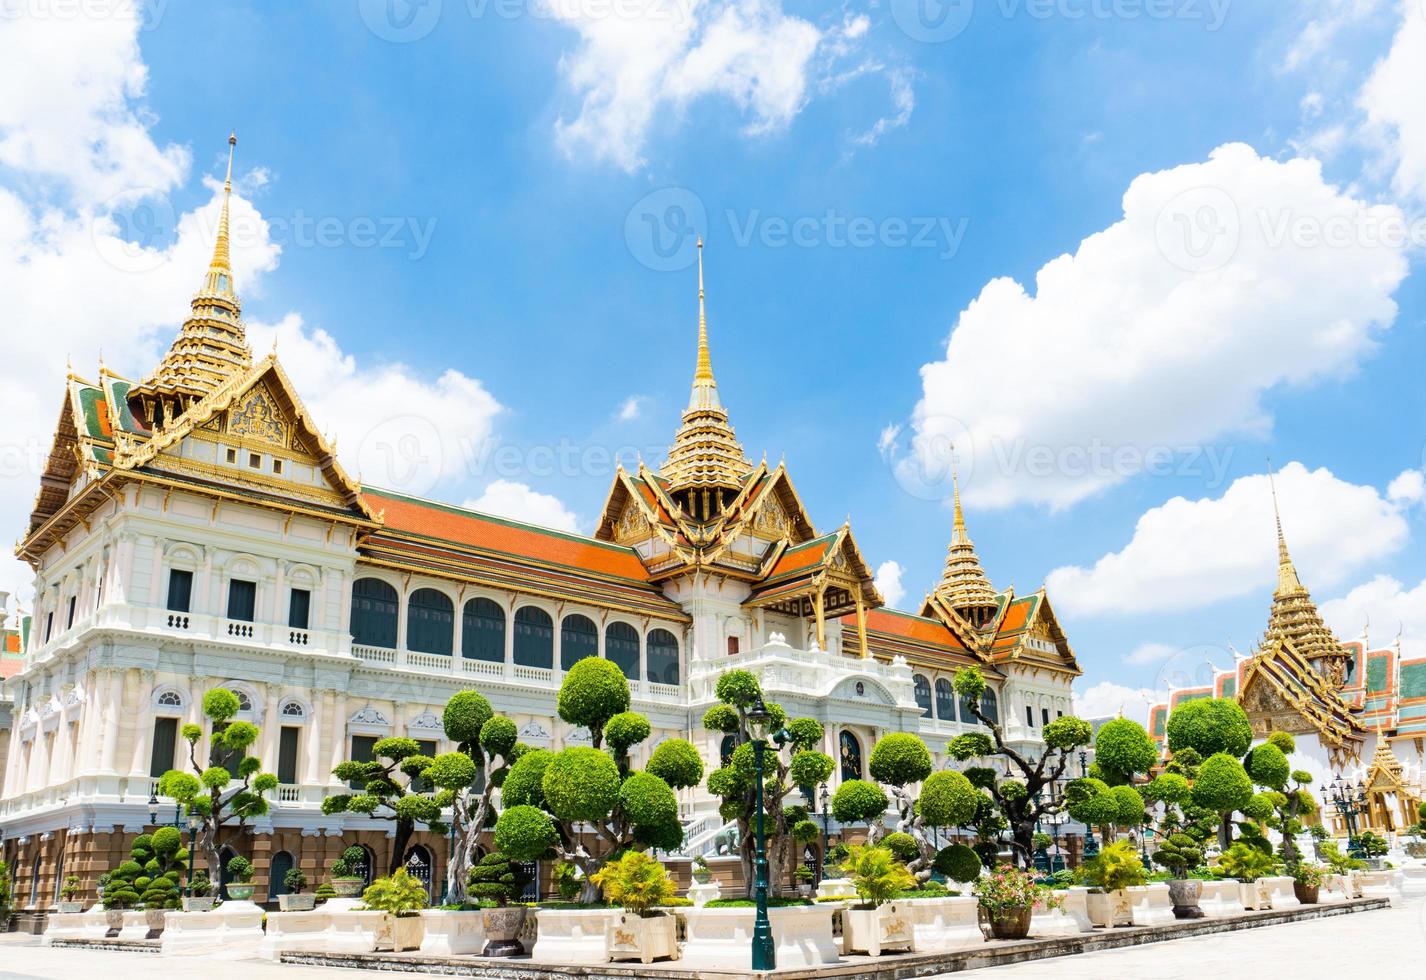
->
[
  {"left": 818, "top": 783, "right": 831, "bottom": 886},
  {"left": 1078, "top": 750, "right": 1088, "bottom": 778},
  {"left": 747, "top": 693, "right": 790, "bottom": 972},
  {"left": 184, "top": 809, "right": 201, "bottom": 897},
  {"left": 148, "top": 789, "right": 160, "bottom": 826},
  {"left": 1324, "top": 773, "right": 1368, "bottom": 858}
]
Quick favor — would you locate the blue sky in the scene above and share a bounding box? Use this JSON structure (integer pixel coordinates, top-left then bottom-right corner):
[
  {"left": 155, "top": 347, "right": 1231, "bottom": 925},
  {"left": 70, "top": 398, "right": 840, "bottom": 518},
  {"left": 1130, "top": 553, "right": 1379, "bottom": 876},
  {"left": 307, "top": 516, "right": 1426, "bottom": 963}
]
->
[{"left": 2, "top": 0, "right": 1424, "bottom": 715}]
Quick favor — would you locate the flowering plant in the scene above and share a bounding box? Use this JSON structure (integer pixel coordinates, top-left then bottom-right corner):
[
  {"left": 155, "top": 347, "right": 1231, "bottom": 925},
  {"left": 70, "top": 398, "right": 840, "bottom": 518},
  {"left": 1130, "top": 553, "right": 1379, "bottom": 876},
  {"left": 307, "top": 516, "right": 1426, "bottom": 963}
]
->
[{"left": 974, "top": 865, "right": 1055, "bottom": 916}]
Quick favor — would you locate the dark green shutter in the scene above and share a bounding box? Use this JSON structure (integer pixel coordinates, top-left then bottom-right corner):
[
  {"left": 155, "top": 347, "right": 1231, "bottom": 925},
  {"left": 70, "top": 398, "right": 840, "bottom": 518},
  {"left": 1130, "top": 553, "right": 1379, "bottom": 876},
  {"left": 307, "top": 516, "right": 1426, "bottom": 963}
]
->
[
  {"left": 150, "top": 717, "right": 178, "bottom": 776},
  {"left": 277, "top": 726, "right": 300, "bottom": 784}
]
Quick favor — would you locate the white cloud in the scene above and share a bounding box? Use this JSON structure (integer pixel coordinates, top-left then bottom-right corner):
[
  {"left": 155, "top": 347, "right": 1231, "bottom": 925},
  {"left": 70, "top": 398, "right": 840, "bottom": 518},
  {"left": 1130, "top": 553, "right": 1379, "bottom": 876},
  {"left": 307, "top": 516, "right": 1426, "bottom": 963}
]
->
[
  {"left": 1387, "top": 468, "right": 1425, "bottom": 502},
  {"left": 853, "top": 67, "right": 914, "bottom": 148},
  {"left": 1074, "top": 680, "right": 1165, "bottom": 721},
  {"left": 1046, "top": 462, "right": 1413, "bottom": 616},
  {"left": 874, "top": 560, "right": 906, "bottom": 608},
  {"left": 617, "top": 395, "right": 645, "bottom": 421},
  {"left": 1321, "top": 574, "right": 1426, "bottom": 654},
  {"left": 902, "top": 143, "right": 1409, "bottom": 511},
  {"left": 545, "top": 1, "right": 884, "bottom": 170},
  {"left": 1280, "top": 0, "right": 1387, "bottom": 74},
  {"left": 463, "top": 480, "right": 580, "bottom": 533},
  {"left": 1359, "top": 1, "right": 1426, "bottom": 201},
  {"left": 1124, "top": 642, "right": 1177, "bottom": 666}
]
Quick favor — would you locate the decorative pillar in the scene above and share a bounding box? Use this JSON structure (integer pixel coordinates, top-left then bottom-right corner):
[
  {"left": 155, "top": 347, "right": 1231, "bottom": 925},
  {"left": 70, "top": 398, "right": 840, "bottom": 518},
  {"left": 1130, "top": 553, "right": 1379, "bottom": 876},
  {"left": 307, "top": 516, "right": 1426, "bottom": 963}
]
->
[
  {"left": 328, "top": 692, "right": 349, "bottom": 774},
  {"left": 99, "top": 669, "right": 122, "bottom": 773},
  {"left": 814, "top": 584, "right": 827, "bottom": 652},
  {"left": 261, "top": 684, "right": 282, "bottom": 773},
  {"left": 855, "top": 592, "right": 869, "bottom": 658},
  {"left": 128, "top": 669, "right": 154, "bottom": 777},
  {"left": 305, "top": 690, "right": 329, "bottom": 785},
  {"left": 503, "top": 596, "right": 516, "bottom": 680}
]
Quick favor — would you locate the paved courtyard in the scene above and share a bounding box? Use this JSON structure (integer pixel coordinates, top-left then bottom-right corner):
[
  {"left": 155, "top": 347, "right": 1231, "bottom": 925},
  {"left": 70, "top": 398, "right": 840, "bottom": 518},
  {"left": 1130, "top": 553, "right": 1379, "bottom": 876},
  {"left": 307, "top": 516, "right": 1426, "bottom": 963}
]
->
[{"left": 0, "top": 899, "right": 1420, "bottom": 980}]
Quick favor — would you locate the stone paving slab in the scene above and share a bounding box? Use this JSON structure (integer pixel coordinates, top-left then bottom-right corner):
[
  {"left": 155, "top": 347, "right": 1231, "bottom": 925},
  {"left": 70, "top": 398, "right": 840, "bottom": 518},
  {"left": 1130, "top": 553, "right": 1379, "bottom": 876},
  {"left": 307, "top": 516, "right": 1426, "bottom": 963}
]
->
[{"left": 270, "top": 898, "right": 1389, "bottom": 979}]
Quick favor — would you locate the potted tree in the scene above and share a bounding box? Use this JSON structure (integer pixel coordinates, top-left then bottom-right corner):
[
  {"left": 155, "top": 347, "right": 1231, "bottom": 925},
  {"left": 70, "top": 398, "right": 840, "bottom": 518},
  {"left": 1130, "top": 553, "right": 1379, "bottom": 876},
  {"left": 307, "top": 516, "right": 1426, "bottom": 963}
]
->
[
  {"left": 224, "top": 855, "right": 256, "bottom": 902},
  {"left": 361, "top": 867, "right": 429, "bottom": 952},
  {"left": 468, "top": 851, "right": 532, "bottom": 957},
  {"left": 794, "top": 866, "right": 815, "bottom": 898},
  {"left": 101, "top": 870, "right": 139, "bottom": 937},
  {"left": 1076, "top": 840, "right": 1145, "bottom": 927},
  {"left": 279, "top": 867, "right": 315, "bottom": 911},
  {"left": 1151, "top": 833, "right": 1205, "bottom": 919},
  {"left": 975, "top": 864, "right": 1053, "bottom": 940},
  {"left": 329, "top": 846, "right": 368, "bottom": 898},
  {"left": 183, "top": 871, "right": 214, "bottom": 912},
  {"left": 1292, "top": 863, "right": 1325, "bottom": 904},
  {"left": 1218, "top": 843, "right": 1277, "bottom": 909},
  {"left": 590, "top": 850, "right": 680, "bottom": 964},
  {"left": 58, "top": 874, "right": 83, "bottom": 913},
  {"left": 840, "top": 844, "right": 916, "bottom": 957}
]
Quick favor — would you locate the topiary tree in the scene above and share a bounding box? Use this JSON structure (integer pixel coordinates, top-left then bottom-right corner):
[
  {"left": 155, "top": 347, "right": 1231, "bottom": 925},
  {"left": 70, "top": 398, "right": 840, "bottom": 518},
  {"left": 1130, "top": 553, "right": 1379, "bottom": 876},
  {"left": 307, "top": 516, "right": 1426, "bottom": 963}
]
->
[
  {"left": 103, "top": 830, "right": 188, "bottom": 910},
  {"left": 467, "top": 851, "right": 531, "bottom": 907},
  {"left": 932, "top": 842, "right": 983, "bottom": 886},
  {"left": 1093, "top": 718, "right": 1158, "bottom": 787},
  {"left": 322, "top": 735, "right": 448, "bottom": 875},
  {"left": 1243, "top": 732, "right": 1315, "bottom": 872},
  {"left": 1165, "top": 698, "right": 1252, "bottom": 759},
  {"left": 1152, "top": 832, "right": 1203, "bottom": 878},
  {"left": 945, "top": 667, "right": 1094, "bottom": 867},
  {"left": 492, "top": 661, "right": 701, "bottom": 901},
  {"left": 1192, "top": 752, "right": 1254, "bottom": 848},
  {"left": 701, "top": 669, "right": 834, "bottom": 897},
  {"left": 157, "top": 688, "right": 277, "bottom": 877}
]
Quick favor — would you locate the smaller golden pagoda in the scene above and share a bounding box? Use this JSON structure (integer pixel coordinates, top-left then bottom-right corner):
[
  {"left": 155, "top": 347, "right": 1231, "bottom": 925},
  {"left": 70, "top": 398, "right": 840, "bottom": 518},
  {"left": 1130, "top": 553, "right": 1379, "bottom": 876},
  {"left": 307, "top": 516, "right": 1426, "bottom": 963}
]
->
[{"left": 921, "top": 460, "right": 1000, "bottom": 629}]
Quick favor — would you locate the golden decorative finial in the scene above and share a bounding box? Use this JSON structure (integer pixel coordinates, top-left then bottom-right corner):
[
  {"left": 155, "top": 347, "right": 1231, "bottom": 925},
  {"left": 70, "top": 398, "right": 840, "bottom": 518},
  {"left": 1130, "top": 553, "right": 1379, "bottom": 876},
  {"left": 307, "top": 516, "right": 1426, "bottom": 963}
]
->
[
  {"left": 1267, "top": 460, "right": 1302, "bottom": 595},
  {"left": 951, "top": 447, "right": 967, "bottom": 536},
  {"left": 208, "top": 132, "right": 237, "bottom": 285},
  {"left": 694, "top": 236, "right": 714, "bottom": 384}
]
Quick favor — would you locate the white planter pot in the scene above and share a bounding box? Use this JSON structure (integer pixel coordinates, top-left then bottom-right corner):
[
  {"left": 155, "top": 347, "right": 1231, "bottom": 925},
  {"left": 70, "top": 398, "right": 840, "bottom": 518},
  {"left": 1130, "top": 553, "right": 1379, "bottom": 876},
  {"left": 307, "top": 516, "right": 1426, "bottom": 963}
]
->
[
  {"left": 531, "top": 908, "right": 621, "bottom": 964},
  {"left": 1259, "top": 876, "right": 1299, "bottom": 910},
  {"left": 258, "top": 908, "right": 332, "bottom": 960},
  {"left": 325, "top": 909, "right": 387, "bottom": 954},
  {"left": 1084, "top": 889, "right": 1132, "bottom": 928},
  {"left": 116, "top": 910, "right": 149, "bottom": 941},
  {"left": 1029, "top": 894, "right": 1081, "bottom": 938},
  {"left": 842, "top": 904, "right": 915, "bottom": 957},
  {"left": 1237, "top": 880, "right": 1272, "bottom": 910},
  {"left": 1399, "top": 861, "right": 1426, "bottom": 899},
  {"left": 80, "top": 908, "right": 110, "bottom": 938},
  {"left": 1126, "top": 884, "right": 1176, "bottom": 927},
  {"left": 1354, "top": 870, "right": 1403, "bottom": 908},
  {"left": 278, "top": 893, "right": 316, "bottom": 912},
  {"left": 681, "top": 904, "right": 842, "bottom": 969},
  {"left": 815, "top": 877, "right": 858, "bottom": 900},
  {"left": 419, "top": 909, "right": 487, "bottom": 956},
  {"left": 41, "top": 912, "right": 90, "bottom": 944},
  {"left": 688, "top": 880, "right": 722, "bottom": 907},
  {"left": 898, "top": 896, "right": 982, "bottom": 949},
  {"left": 1056, "top": 889, "right": 1095, "bottom": 933},
  {"left": 1196, "top": 880, "right": 1246, "bottom": 918},
  {"left": 606, "top": 911, "right": 679, "bottom": 965},
  {"left": 160, "top": 902, "right": 264, "bottom": 958},
  {"left": 373, "top": 913, "right": 425, "bottom": 953}
]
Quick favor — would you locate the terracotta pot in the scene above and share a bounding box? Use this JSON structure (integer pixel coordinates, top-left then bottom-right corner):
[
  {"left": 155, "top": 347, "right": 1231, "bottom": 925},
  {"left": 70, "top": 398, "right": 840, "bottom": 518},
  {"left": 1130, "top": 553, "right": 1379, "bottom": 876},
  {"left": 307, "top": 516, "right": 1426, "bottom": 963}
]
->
[
  {"left": 481, "top": 906, "right": 528, "bottom": 957},
  {"left": 1293, "top": 881, "right": 1319, "bottom": 905},
  {"left": 1167, "top": 879, "right": 1205, "bottom": 919},
  {"left": 988, "top": 906, "right": 1032, "bottom": 940}
]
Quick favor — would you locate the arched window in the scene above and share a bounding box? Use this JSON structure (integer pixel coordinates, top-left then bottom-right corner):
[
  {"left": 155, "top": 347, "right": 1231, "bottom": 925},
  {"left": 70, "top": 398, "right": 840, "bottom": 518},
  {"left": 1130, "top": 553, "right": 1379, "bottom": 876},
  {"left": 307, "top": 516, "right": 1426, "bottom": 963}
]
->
[
  {"left": 281, "top": 700, "right": 305, "bottom": 718},
  {"left": 935, "top": 679, "right": 956, "bottom": 721},
  {"left": 981, "top": 688, "right": 1000, "bottom": 726},
  {"left": 561, "top": 614, "right": 598, "bottom": 670},
  {"left": 720, "top": 734, "right": 737, "bottom": 766},
  {"left": 913, "top": 675, "right": 932, "bottom": 717},
  {"left": 513, "top": 607, "right": 554, "bottom": 669},
  {"left": 839, "top": 731, "right": 863, "bottom": 782},
  {"left": 606, "top": 622, "right": 640, "bottom": 680},
  {"left": 353, "top": 844, "right": 375, "bottom": 885},
  {"left": 404, "top": 845, "right": 434, "bottom": 899},
  {"left": 462, "top": 598, "right": 505, "bottom": 662},
  {"left": 351, "top": 578, "right": 398, "bottom": 648},
  {"left": 646, "top": 629, "right": 680, "bottom": 685},
  {"left": 234, "top": 689, "right": 254, "bottom": 713},
  {"left": 407, "top": 588, "right": 453, "bottom": 655},
  {"left": 959, "top": 691, "right": 982, "bottom": 727},
  {"left": 157, "top": 690, "right": 183, "bottom": 707},
  {"left": 268, "top": 850, "right": 295, "bottom": 899}
]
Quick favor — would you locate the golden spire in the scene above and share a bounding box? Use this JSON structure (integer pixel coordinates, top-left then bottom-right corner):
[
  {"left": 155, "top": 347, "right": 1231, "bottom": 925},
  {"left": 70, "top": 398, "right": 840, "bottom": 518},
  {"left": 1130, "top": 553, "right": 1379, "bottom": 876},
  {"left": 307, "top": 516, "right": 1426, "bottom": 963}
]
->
[
  {"left": 129, "top": 133, "right": 252, "bottom": 420},
  {"left": 924, "top": 451, "right": 998, "bottom": 625},
  {"left": 1268, "top": 465, "right": 1304, "bottom": 596},
  {"left": 662, "top": 238, "right": 751, "bottom": 506},
  {"left": 951, "top": 453, "right": 968, "bottom": 541}
]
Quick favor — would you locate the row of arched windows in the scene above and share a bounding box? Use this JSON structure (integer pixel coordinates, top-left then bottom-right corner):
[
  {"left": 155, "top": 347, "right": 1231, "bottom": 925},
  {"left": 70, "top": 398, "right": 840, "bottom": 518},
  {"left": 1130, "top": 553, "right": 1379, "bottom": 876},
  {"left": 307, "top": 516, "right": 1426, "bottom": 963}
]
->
[
  {"left": 912, "top": 673, "right": 999, "bottom": 727},
  {"left": 350, "top": 578, "right": 680, "bottom": 683}
]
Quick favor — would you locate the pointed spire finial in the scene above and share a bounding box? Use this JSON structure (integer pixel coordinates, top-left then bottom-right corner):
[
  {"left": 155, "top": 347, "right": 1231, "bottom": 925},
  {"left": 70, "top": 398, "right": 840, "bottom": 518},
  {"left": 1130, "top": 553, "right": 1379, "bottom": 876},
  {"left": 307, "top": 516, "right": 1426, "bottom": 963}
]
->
[
  {"left": 694, "top": 236, "right": 714, "bottom": 385},
  {"left": 1267, "top": 460, "right": 1302, "bottom": 595},
  {"left": 951, "top": 447, "right": 967, "bottom": 538}
]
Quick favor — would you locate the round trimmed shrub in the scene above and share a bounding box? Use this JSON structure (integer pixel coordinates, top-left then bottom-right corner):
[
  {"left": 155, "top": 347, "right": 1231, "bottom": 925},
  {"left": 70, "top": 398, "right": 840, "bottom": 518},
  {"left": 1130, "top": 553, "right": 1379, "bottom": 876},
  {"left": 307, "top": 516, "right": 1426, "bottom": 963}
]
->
[
  {"left": 443, "top": 690, "right": 494, "bottom": 744},
  {"left": 151, "top": 826, "right": 182, "bottom": 857},
  {"left": 425, "top": 752, "right": 479, "bottom": 790},
  {"left": 542, "top": 747, "right": 621, "bottom": 824},
  {"left": 557, "top": 658, "right": 630, "bottom": 732},
  {"left": 714, "top": 670, "right": 762, "bottom": 708},
  {"left": 1242, "top": 793, "right": 1275, "bottom": 822},
  {"left": 702, "top": 704, "right": 740, "bottom": 733},
  {"left": 501, "top": 748, "right": 553, "bottom": 808},
  {"left": 791, "top": 819, "right": 821, "bottom": 844},
  {"left": 605, "top": 712, "right": 652, "bottom": 753},
  {"left": 618, "top": 771, "right": 678, "bottom": 828},
  {"left": 1043, "top": 714, "right": 1093, "bottom": 751},
  {"left": 1143, "top": 772, "right": 1191, "bottom": 806},
  {"left": 869, "top": 732, "right": 932, "bottom": 787},
  {"left": 881, "top": 831, "right": 919, "bottom": 862},
  {"left": 1245, "top": 742, "right": 1290, "bottom": 791},
  {"left": 917, "top": 770, "right": 979, "bottom": 827},
  {"left": 831, "top": 779, "right": 889, "bottom": 825},
  {"left": 202, "top": 688, "right": 240, "bottom": 721},
  {"left": 1110, "top": 784, "right": 1146, "bottom": 826},
  {"left": 646, "top": 738, "right": 704, "bottom": 789},
  {"left": 479, "top": 716, "right": 518, "bottom": 758},
  {"left": 494, "top": 804, "right": 559, "bottom": 861},
  {"left": 1166, "top": 698, "right": 1252, "bottom": 758},
  {"left": 789, "top": 750, "right": 834, "bottom": 790},
  {"left": 1094, "top": 718, "right": 1158, "bottom": 783},
  {"left": 1192, "top": 752, "right": 1254, "bottom": 815},
  {"left": 1266, "top": 731, "right": 1296, "bottom": 755},
  {"left": 933, "top": 843, "right": 982, "bottom": 883},
  {"left": 785, "top": 717, "right": 824, "bottom": 750}
]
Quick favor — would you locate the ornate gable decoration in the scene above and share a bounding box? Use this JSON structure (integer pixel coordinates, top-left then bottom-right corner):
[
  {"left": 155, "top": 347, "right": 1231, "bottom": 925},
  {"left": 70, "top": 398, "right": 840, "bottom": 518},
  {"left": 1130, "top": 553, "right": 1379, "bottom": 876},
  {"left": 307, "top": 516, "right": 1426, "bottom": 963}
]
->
[{"left": 228, "top": 383, "right": 288, "bottom": 447}]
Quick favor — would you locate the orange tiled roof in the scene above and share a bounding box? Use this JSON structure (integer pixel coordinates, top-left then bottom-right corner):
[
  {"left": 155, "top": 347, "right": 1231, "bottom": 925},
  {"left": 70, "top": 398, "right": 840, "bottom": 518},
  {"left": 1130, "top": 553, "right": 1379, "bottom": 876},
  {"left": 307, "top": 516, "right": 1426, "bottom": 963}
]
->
[
  {"left": 848, "top": 608, "right": 972, "bottom": 653},
  {"left": 364, "top": 488, "right": 651, "bottom": 582}
]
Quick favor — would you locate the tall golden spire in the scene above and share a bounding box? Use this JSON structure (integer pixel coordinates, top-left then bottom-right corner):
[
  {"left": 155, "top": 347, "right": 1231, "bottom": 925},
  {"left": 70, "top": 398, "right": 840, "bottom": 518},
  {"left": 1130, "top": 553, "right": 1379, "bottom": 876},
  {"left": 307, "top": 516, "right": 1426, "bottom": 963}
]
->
[
  {"left": 662, "top": 238, "right": 751, "bottom": 517},
  {"left": 925, "top": 453, "right": 999, "bottom": 626},
  {"left": 1260, "top": 464, "right": 1350, "bottom": 688},
  {"left": 130, "top": 133, "right": 252, "bottom": 424}
]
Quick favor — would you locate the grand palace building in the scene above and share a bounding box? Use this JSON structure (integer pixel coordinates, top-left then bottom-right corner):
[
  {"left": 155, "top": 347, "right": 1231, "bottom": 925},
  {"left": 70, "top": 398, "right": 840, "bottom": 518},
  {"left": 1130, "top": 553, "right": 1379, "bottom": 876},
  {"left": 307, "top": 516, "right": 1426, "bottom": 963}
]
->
[{"left": 0, "top": 139, "right": 1083, "bottom": 914}]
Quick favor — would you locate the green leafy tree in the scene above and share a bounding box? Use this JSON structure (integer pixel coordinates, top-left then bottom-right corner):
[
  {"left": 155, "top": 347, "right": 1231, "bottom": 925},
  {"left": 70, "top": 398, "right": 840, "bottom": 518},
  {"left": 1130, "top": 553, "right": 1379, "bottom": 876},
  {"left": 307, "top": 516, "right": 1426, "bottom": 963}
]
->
[
  {"left": 1093, "top": 718, "right": 1158, "bottom": 786},
  {"left": 1191, "top": 752, "right": 1255, "bottom": 848},
  {"left": 157, "top": 688, "right": 277, "bottom": 877},
  {"left": 1152, "top": 833, "right": 1203, "bottom": 878},
  {"left": 322, "top": 734, "right": 448, "bottom": 875},
  {"left": 492, "top": 660, "right": 701, "bottom": 901},
  {"left": 1165, "top": 698, "right": 1252, "bottom": 759},
  {"left": 467, "top": 851, "right": 532, "bottom": 907},
  {"left": 945, "top": 667, "right": 1093, "bottom": 868},
  {"left": 1243, "top": 733, "right": 1315, "bottom": 872},
  {"left": 701, "top": 670, "right": 833, "bottom": 897},
  {"left": 103, "top": 829, "right": 188, "bottom": 909}
]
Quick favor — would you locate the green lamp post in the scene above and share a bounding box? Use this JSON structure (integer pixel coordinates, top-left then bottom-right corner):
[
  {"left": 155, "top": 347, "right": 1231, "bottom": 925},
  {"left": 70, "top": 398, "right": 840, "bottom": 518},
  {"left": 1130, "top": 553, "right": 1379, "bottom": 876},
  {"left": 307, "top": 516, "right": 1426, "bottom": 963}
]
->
[{"left": 748, "top": 693, "right": 790, "bottom": 972}]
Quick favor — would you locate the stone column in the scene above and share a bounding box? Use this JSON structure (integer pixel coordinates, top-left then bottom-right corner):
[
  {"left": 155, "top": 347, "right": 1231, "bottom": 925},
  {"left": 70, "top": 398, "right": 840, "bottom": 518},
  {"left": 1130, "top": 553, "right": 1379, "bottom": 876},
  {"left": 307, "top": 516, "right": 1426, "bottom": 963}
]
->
[
  {"left": 99, "top": 669, "right": 122, "bottom": 774},
  {"left": 261, "top": 683, "right": 282, "bottom": 774},
  {"left": 328, "top": 692, "right": 349, "bottom": 774},
  {"left": 127, "top": 669, "right": 154, "bottom": 778},
  {"left": 305, "top": 690, "right": 329, "bottom": 785},
  {"left": 503, "top": 596, "right": 516, "bottom": 680}
]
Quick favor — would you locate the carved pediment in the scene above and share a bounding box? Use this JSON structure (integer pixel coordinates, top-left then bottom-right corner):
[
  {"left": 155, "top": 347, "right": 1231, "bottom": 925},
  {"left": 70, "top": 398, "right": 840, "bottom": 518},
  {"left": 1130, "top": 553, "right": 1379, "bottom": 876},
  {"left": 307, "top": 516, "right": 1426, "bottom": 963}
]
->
[{"left": 228, "top": 383, "right": 289, "bottom": 447}]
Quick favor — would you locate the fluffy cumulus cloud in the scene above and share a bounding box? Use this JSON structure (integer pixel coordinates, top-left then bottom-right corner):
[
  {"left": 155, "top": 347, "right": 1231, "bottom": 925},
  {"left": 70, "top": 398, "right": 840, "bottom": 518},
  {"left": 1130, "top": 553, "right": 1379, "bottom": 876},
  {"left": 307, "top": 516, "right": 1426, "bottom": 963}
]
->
[
  {"left": 1321, "top": 574, "right": 1426, "bottom": 652},
  {"left": 873, "top": 559, "right": 905, "bottom": 608},
  {"left": 1073, "top": 680, "right": 1165, "bottom": 721},
  {"left": 900, "top": 143, "right": 1409, "bottom": 511},
  {"left": 545, "top": 2, "right": 888, "bottom": 169},
  {"left": 463, "top": 480, "right": 581, "bottom": 533},
  {"left": 1359, "top": 1, "right": 1426, "bottom": 201},
  {"left": 0, "top": 4, "right": 507, "bottom": 600},
  {"left": 1046, "top": 463, "right": 1414, "bottom": 616}
]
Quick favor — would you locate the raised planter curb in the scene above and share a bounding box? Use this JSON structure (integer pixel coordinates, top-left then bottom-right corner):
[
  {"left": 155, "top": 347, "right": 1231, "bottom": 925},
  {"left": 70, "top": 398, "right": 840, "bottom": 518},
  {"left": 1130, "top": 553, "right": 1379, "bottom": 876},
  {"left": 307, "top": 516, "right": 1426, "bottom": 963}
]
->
[{"left": 279, "top": 898, "right": 1389, "bottom": 978}]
